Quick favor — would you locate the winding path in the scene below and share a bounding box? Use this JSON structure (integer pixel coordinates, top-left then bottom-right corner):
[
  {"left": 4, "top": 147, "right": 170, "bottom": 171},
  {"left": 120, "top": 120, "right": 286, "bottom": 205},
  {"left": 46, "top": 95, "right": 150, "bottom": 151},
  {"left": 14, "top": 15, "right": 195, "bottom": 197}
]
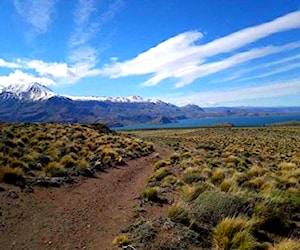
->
[{"left": 0, "top": 146, "right": 169, "bottom": 250}]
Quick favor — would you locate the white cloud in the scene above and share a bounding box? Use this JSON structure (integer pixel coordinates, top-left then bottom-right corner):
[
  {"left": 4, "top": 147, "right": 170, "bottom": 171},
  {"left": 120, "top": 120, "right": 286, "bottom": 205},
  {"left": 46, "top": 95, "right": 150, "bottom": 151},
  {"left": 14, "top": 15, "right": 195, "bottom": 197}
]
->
[
  {"left": 100, "top": 10, "right": 300, "bottom": 87},
  {"left": 174, "top": 42, "right": 300, "bottom": 88},
  {"left": 238, "top": 61, "right": 300, "bottom": 82},
  {"left": 24, "top": 60, "right": 74, "bottom": 78},
  {"left": 101, "top": 31, "right": 203, "bottom": 77},
  {"left": 0, "top": 59, "right": 21, "bottom": 69},
  {"left": 0, "top": 70, "right": 56, "bottom": 87},
  {"left": 220, "top": 54, "right": 300, "bottom": 83},
  {"left": 163, "top": 78, "right": 300, "bottom": 106},
  {"left": 14, "top": 0, "right": 57, "bottom": 34},
  {"left": 0, "top": 57, "right": 96, "bottom": 85}
]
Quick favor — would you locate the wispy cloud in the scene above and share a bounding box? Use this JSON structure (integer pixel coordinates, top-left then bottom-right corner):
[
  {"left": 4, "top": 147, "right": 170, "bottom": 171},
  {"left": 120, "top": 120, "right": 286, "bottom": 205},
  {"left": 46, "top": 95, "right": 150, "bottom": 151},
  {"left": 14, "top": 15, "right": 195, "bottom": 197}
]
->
[
  {"left": 100, "top": 10, "right": 300, "bottom": 88},
  {"left": 238, "top": 61, "right": 300, "bottom": 82},
  {"left": 14, "top": 0, "right": 58, "bottom": 34},
  {"left": 219, "top": 54, "right": 300, "bottom": 83},
  {"left": 163, "top": 78, "right": 300, "bottom": 106},
  {"left": 69, "top": 0, "right": 124, "bottom": 63},
  {"left": 173, "top": 42, "right": 300, "bottom": 88}
]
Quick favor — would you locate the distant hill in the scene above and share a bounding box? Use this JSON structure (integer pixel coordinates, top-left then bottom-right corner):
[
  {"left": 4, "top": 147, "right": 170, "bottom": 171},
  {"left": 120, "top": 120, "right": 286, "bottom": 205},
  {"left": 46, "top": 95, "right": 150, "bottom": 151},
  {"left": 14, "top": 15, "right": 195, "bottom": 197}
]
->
[{"left": 0, "top": 82, "right": 299, "bottom": 126}]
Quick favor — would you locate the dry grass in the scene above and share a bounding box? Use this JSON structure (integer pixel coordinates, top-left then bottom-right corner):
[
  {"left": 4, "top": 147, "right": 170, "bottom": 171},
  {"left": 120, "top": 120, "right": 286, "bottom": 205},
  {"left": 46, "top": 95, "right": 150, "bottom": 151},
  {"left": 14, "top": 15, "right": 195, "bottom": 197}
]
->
[
  {"left": 0, "top": 123, "right": 154, "bottom": 184},
  {"left": 124, "top": 127, "right": 300, "bottom": 249}
]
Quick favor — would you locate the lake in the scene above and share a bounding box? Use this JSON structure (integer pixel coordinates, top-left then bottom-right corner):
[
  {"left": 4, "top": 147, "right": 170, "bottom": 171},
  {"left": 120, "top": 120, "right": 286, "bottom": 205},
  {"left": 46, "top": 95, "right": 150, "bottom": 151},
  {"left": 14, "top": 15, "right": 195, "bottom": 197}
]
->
[{"left": 111, "top": 114, "right": 300, "bottom": 130}]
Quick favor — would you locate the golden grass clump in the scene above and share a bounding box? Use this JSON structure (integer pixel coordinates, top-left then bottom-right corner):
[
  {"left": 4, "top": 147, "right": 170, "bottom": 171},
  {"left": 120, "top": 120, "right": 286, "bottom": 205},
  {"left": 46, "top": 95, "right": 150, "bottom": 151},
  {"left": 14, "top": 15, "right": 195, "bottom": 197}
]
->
[
  {"left": 213, "top": 217, "right": 256, "bottom": 250},
  {"left": 142, "top": 187, "right": 160, "bottom": 201},
  {"left": 211, "top": 168, "right": 226, "bottom": 185},
  {"left": 162, "top": 175, "right": 178, "bottom": 187},
  {"left": 167, "top": 201, "right": 190, "bottom": 225},
  {"left": 272, "top": 239, "right": 300, "bottom": 250},
  {"left": 112, "top": 235, "right": 130, "bottom": 247},
  {"left": 153, "top": 160, "right": 170, "bottom": 170},
  {"left": 247, "top": 165, "right": 269, "bottom": 178},
  {"left": 149, "top": 167, "right": 172, "bottom": 182},
  {"left": 43, "top": 162, "right": 66, "bottom": 177}
]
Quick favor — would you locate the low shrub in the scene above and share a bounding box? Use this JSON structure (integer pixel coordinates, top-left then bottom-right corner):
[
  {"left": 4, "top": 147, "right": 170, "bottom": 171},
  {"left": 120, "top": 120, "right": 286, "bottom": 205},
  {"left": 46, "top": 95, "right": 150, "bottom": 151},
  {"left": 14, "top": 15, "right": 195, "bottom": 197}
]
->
[{"left": 192, "top": 191, "right": 252, "bottom": 228}]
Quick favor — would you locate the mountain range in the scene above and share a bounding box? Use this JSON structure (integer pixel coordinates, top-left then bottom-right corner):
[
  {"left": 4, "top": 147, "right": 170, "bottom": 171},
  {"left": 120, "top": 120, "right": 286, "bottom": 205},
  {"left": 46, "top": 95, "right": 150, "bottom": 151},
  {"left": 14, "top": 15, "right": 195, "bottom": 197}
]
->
[{"left": 0, "top": 82, "right": 299, "bottom": 127}]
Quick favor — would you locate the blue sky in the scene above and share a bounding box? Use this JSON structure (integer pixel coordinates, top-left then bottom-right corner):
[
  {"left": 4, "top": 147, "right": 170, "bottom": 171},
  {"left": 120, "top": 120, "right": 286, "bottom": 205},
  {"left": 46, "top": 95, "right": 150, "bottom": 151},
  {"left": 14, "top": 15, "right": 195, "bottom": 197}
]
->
[{"left": 0, "top": 0, "right": 300, "bottom": 107}]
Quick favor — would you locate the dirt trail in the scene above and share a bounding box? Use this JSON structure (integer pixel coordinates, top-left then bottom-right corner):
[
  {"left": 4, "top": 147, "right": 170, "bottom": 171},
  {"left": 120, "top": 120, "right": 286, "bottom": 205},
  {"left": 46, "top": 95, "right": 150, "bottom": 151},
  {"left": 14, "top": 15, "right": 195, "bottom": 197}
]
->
[{"left": 0, "top": 146, "right": 170, "bottom": 250}]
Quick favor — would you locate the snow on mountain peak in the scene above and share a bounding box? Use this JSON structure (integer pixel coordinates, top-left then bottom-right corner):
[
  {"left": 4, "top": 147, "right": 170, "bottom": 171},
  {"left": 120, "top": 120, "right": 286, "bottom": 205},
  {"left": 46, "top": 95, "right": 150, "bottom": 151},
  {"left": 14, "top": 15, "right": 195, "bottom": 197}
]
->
[
  {"left": 64, "top": 94, "right": 161, "bottom": 103},
  {"left": 1, "top": 82, "right": 56, "bottom": 101},
  {"left": 0, "top": 82, "right": 164, "bottom": 104}
]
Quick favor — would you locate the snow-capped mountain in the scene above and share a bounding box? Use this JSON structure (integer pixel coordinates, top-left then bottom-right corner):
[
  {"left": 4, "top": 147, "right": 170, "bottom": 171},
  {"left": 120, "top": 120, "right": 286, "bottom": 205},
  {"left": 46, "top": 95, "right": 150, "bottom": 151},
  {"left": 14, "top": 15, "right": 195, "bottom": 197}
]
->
[
  {"left": 0, "top": 82, "right": 160, "bottom": 103},
  {"left": 0, "top": 82, "right": 56, "bottom": 101},
  {"left": 0, "top": 82, "right": 206, "bottom": 126}
]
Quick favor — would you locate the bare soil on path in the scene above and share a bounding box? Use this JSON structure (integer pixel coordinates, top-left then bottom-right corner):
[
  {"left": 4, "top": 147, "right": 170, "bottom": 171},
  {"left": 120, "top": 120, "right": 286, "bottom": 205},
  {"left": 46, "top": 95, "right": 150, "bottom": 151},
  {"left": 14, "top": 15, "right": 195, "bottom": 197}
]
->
[{"left": 0, "top": 146, "right": 170, "bottom": 250}]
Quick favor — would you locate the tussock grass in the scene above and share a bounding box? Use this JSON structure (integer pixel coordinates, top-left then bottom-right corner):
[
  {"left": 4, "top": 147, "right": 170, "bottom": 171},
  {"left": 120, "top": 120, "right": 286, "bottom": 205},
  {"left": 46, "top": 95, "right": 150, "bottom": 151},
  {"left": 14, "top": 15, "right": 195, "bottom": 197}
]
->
[
  {"left": 0, "top": 123, "right": 154, "bottom": 185},
  {"left": 213, "top": 217, "right": 257, "bottom": 250}
]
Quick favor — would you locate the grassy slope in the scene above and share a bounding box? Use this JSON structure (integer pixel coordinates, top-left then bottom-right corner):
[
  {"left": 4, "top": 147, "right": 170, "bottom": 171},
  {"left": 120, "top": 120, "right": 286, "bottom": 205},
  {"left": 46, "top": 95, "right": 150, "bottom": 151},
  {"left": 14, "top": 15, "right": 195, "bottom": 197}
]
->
[{"left": 118, "top": 127, "right": 300, "bottom": 249}]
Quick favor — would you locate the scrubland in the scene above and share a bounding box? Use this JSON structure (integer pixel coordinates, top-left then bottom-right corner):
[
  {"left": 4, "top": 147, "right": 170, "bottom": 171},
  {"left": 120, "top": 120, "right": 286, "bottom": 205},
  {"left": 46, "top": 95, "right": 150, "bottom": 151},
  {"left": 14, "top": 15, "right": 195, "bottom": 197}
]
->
[
  {"left": 117, "top": 127, "right": 300, "bottom": 250},
  {"left": 0, "top": 123, "right": 153, "bottom": 187}
]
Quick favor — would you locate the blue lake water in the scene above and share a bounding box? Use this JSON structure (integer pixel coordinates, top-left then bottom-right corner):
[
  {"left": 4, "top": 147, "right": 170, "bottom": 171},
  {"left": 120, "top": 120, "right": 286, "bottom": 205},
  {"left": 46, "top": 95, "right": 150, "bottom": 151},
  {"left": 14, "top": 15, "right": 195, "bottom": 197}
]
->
[{"left": 111, "top": 114, "right": 300, "bottom": 130}]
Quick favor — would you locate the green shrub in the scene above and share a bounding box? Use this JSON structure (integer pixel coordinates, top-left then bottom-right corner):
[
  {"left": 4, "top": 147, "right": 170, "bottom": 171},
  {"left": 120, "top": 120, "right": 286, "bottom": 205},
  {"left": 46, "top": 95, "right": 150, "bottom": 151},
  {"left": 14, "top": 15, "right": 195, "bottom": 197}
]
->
[
  {"left": 182, "top": 171, "right": 204, "bottom": 184},
  {"left": 192, "top": 191, "right": 252, "bottom": 228}
]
